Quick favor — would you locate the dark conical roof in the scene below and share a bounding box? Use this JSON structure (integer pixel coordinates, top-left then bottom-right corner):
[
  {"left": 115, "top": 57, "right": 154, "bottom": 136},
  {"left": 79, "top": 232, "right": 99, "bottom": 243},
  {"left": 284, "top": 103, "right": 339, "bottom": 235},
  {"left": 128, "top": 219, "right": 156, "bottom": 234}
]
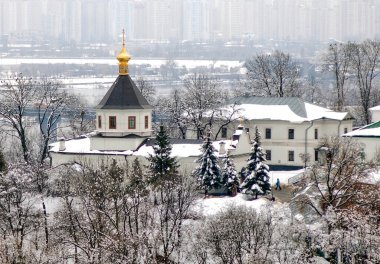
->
[{"left": 96, "top": 75, "right": 153, "bottom": 109}]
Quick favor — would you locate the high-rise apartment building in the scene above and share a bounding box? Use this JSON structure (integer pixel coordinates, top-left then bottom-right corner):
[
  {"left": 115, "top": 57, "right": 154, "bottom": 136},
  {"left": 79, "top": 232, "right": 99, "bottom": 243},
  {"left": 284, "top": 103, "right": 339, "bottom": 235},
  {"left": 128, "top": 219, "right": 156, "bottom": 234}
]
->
[
  {"left": 0, "top": 0, "right": 379, "bottom": 44},
  {"left": 183, "top": 0, "right": 209, "bottom": 41}
]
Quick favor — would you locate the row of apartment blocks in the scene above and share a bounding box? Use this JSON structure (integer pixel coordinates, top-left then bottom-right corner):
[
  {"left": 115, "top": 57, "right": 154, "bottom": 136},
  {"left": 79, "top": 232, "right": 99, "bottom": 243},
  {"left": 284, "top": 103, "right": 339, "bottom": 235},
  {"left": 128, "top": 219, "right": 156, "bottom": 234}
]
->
[
  {"left": 187, "top": 97, "right": 353, "bottom": 168},
  {"left": 1, "top": 0, "right": 379, "bottom": 44}
]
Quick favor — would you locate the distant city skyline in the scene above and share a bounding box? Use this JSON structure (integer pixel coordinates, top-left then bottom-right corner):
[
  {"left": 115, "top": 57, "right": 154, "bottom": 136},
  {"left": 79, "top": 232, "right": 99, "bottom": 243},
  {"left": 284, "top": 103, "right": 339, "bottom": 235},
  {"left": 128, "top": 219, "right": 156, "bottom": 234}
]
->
[{"left": 0, "top": 0, "right": 379, "bottom": 44}]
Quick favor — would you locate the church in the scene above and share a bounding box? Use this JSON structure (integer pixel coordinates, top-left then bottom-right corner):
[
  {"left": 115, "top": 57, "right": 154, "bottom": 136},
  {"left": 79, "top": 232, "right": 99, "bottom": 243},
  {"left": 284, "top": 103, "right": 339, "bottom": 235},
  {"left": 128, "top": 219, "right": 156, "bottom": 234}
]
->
[
  {"left": 49, "top": 34, "right": 252, "bottom": 172},
  {"left": 50, "top": 34, "right": 353, "bottom": 171}
]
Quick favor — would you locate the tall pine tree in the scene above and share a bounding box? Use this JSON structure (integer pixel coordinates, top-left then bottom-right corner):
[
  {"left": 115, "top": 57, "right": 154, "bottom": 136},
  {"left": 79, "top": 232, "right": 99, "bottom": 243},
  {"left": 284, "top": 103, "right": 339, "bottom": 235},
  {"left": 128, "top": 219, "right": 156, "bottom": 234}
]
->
[
  {"left": 148, "top": 125, "right": 179, "bottom": 188},
  {"left": 240, "top": 126, "right": 271, "bottom": 199},
  {"left": 193, "top": 133, "right": 222, "bottom": 196},
  {"left": 221, "top": 152, "right": 239, "bottom": 194}
]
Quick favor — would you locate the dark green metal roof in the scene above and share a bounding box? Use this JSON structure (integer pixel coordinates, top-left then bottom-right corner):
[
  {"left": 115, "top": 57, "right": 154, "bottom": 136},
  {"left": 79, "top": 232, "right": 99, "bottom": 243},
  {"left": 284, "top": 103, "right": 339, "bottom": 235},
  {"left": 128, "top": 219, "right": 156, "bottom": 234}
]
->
[
  {"left": 363, "top": 121, "right": 380, "bottom": 129},
  {"left": 96, "top": 75, "right": 153, "bottom": 110},
  {"left": 230, "top": 97, "right": 307, "bottom": 118}
]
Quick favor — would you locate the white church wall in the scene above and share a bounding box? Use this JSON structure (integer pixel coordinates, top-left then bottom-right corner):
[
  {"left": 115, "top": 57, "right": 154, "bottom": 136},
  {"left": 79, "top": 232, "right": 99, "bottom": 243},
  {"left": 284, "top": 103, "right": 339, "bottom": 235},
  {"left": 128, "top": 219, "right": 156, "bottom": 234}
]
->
[
  {"left": 96, "top": 109, "right": 152, "bottom": 136},
  {"left": 90, "top": 136, "right": 146, "bottom": 151},
  {"left": 50, "top": 150, "right": 251, "bottom": 175}
]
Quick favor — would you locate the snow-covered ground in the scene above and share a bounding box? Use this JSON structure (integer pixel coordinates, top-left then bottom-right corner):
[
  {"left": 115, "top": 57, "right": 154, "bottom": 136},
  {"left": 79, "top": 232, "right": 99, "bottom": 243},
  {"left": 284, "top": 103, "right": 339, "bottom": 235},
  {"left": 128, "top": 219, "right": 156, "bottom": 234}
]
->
[
  {"left": 194, "top": 194, "right": 270, "bottom": 216},
  {"left": 193, "top": 169, "right": 302, "bottom": 217},
  {"left": 367, "top": 170, "right": 380, "bottom": 184},
  {"left": 270, "top": 169, "right": 304, "bottom": 185}
]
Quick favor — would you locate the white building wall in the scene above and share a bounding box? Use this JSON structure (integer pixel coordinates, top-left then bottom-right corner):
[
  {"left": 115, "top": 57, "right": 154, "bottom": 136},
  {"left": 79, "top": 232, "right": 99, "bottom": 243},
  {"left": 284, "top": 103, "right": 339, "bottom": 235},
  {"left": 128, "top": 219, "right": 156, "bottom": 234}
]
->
[
  {"left": 96, "top": 109, "right": 152, "bottom": 136},
  {"left": 354, "top": 137, "right": 380, "bottom": 162},
  {"left": 90, "top": 137, "right": 146, "bottom": 151},
  {"left": 187, "top": 118, "right": 353, "bottom": 167},
  {"left": 50, "top": 151, "right": 250, "bottom": 174}
]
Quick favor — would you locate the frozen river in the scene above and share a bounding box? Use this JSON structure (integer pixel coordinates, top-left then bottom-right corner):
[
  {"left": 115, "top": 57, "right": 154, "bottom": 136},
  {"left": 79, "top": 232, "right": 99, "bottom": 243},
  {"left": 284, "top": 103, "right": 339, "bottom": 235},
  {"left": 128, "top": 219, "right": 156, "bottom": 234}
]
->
[
  {"left": 0, "top": 58, "right": 243, "bottom": 106},
  {"left": 0, "top": 57, "right": 243, "bottom": 69}
]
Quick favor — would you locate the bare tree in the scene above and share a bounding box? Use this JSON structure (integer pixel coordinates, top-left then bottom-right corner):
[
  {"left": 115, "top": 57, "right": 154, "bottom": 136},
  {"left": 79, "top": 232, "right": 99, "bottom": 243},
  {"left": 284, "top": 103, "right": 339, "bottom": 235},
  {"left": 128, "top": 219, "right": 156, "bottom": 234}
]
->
[
  {"left": 0, "top": 74, "right": 37, "bottom": 162},
  {"left": 183, "top": 73, "right": 231, "bottom": 139},
  {"left": 300, "top": 72, "right": 324, "bottom": 105},
  {"left": 156, "top": 89, "right": 187, "bottom": 139},
  {"left": 350, "top": 40, "right": 380, "bottom": 124},
  {"left": 136, "top": 76, "right": 156, "bottom": 105},
  {"left": 151, "top": 174, "right": 197, "bottom": 263},
  {"left": 190, "top": 205, "right": 314, "bottom": 264},
  {"left": 0, "top": 163, "right": 42, "bottom": 263},
  {"left": 67, "top": 104, "right": 96, "bottom": 139},
  {"left": 212, "top": 103, "right": 241, "bottom": 140},
  {"left": 245, "top": 50, "right": 301, "bottom": 97},
  {"left": 321, "top": 43, "right": 353, "bottom": 111},
  {"left": 0, "top": 74, "right": 87, "bottom": 164},
  {"left": 36, "top": 78, "right": 75, "bottom": 165},
  {"left": 157, "top": 74, "right": 240, "bottom": 140},
  {"left": 302, "top": 137, "right": 376, "bottom": 228}
]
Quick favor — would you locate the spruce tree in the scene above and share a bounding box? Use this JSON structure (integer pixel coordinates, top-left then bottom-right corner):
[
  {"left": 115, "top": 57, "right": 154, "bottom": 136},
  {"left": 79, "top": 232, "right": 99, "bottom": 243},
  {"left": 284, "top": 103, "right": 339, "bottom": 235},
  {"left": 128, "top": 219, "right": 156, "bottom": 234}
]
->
[
  {"left": 193, "top": 133, "right": 222, "bottom": 196},
  {"left": 148, "top": 125, "right": 179, "bottom": 188},
  {"left": 221, "top": 152, "right": 239, "bottom": 193},
  {"left": 240, "top": 127, "right": 271, "bottom": 199}
]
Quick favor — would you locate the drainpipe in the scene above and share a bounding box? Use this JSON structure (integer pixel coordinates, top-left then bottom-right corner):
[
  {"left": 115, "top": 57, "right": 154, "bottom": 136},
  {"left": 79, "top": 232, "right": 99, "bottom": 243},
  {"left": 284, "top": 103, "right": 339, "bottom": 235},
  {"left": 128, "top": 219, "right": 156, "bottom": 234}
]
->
[
  {"left": 337, "top": 120, "right": 342, "bottom": 136},
  {"left": 304, "top": 121, "right": 314, "bottom": 168}
]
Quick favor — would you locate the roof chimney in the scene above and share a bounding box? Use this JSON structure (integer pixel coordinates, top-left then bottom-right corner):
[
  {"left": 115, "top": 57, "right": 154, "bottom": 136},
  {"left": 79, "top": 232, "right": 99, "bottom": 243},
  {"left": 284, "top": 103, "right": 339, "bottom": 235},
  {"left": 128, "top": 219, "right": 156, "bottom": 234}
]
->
[
  {"left": 59, "top": 138, "right": 66, "bottom": 151},
  {"left": 219, "top": 141, "right": 226, "bottom": 155}
]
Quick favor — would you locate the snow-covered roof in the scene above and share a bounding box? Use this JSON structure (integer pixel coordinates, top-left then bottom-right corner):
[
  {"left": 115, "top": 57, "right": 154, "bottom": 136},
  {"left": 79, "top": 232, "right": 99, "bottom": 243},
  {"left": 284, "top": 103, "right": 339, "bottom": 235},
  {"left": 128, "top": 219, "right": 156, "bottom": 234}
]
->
[
  {"left": 343, "top": 121, "right": 380, "bottom": 138},
  {"left": 49, "top": 136, "right": 236, "bottom": 158},
  {"left": 49, "top": 137, "right": 134, "bottom": 155},
  {"left": 228, "top": 97, "right": 350, "bottom": 122},
  {"left": 369, "top": 105, "right": 380, "bottom": 111}
]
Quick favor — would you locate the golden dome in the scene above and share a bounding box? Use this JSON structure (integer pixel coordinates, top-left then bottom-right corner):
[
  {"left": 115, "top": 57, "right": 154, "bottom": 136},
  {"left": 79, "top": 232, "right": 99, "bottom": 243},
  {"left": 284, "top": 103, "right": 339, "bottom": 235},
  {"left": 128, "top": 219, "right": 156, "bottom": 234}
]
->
[
  {"left": 117, "top": 30, "right": 131, "bottom": 75},
  {"left": 117, "top": 46, "right": 131, "bottom": 63}
]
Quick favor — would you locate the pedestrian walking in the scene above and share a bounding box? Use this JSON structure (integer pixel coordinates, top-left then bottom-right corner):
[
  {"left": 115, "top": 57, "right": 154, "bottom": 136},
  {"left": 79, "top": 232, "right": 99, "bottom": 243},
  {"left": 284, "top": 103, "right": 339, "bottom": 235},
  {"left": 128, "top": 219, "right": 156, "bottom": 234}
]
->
[{"left": 275, "top": 178, "right": 282, "bottom": 190}]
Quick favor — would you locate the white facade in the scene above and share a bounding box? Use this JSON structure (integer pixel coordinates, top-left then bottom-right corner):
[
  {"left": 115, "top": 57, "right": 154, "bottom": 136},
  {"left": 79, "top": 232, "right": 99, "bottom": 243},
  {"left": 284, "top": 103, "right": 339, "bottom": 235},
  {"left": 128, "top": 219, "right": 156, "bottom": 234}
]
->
[
  {"left": 343, "top": 121, "right": 380, "bottom": 162},
  {"left": 96, "top": 109, "right": 152, "bottom": 137},
  {"left": 187, "top": 98, "right": 354, "bottom": 168},
  {"left": 50, "top": 129, "right": 253, "bottom": 172},
  {"left": 369, "top": 106, "right": 380, "bottom": 123}
]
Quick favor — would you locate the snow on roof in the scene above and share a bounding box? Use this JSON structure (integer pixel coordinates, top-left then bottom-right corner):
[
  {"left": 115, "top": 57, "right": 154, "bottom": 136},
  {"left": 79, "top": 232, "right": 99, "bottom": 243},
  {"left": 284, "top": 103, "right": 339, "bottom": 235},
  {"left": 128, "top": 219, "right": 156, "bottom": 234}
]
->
[
  {"left": 228, "top": 97, "right": 349, "bottom": 122},
  {"left": 344, "top": 127, "right": 380, "bottom": 137},
  {"left": 133, "top": 139, "right": 235, "bottom": 158},
  {"left": 343, "top": 121, "right": 380, "bottom": 137},
  {"left": 304, "top": 103, "right": 348, "bottom": 121},
  {"left": 49, "top": 137, "right": 90, "bottom": 153},
  {"left": 239, "top": 104, "right": 303, "bottom": 122},
  {"left": 50, "top": 136, "right": 236, "bottom": 158},
  {"left": 369, "top": 105, "right": 380, "bottom": 111},
  {"left": 49, "top": 137, "right": 133, "bottom": 155}
]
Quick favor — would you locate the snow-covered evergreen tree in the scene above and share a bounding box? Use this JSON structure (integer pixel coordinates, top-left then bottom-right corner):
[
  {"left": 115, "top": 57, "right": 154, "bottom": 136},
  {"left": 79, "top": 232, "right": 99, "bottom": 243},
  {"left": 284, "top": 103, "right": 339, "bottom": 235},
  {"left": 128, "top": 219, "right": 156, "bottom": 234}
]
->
[
  {"left": 240, "top": 126, "right": 271, "bottom": 198},
  {"left": 148, "top": 125, "right": 179, "bottom": 187},
  {"left": 221, "top": 152, "right": 239, "bottom": 192},
  {"left": 193, "top": 133, "right": 222, "bottom": 195}
]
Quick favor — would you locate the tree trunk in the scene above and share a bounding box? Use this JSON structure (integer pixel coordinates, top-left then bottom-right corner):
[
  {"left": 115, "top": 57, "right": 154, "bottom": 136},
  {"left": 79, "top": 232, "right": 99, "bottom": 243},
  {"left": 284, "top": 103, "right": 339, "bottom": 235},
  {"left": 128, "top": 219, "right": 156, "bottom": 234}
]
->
[{"left": 42, "top": 200, "right": 49, "bottom": 246}]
